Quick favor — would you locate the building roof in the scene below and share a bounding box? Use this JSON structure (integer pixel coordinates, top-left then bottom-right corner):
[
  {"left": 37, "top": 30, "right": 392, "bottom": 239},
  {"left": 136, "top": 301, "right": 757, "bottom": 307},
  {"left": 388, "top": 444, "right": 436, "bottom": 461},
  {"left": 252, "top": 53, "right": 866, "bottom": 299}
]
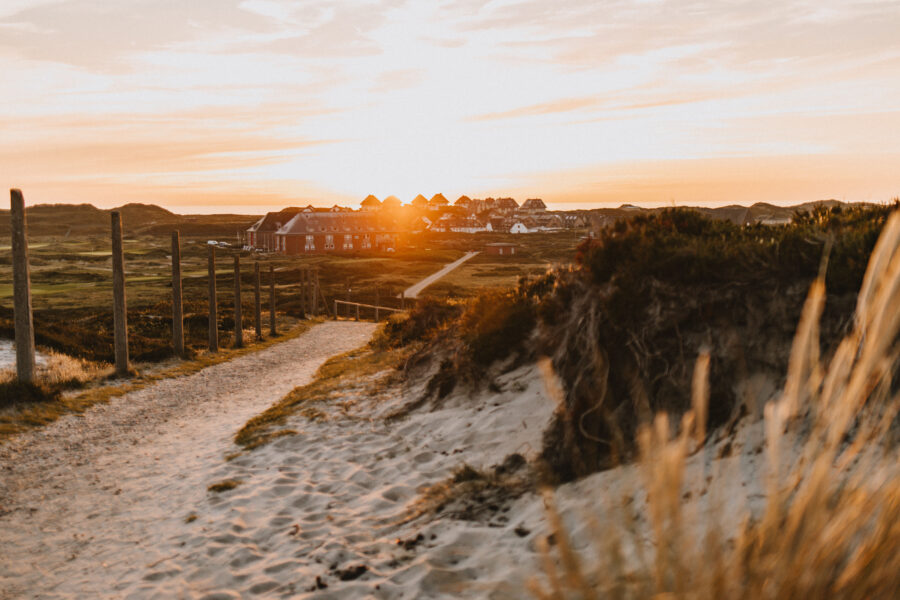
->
[
  {"left": 277, "top": 212, "right": 398, "bottom": 235},
  {"left": 496, "top": 197, "right": 519, "bottom": 209},
  {"left": 430, "top": 216, "right": 485, "bottom": 230},
  {"left": 521, "top": 198, "right": 547, "bottom": 210},
  {"left": 361, "top": 194, "right": 381, "bottom": 208},
  {"left": 247, "top": 208, "right": 303, "bottom": 233},
  {"left": 411, "top": 194, "right": 428, "bottom": 207},
  {"left": 455, "top": 195, "right": 472, "bottom": 206},
  {"left": 429, "top": 193, "right": 449, "bottom": 206},
  {"left": 382, "top": 195, "right": 401, "bottom": 209}
]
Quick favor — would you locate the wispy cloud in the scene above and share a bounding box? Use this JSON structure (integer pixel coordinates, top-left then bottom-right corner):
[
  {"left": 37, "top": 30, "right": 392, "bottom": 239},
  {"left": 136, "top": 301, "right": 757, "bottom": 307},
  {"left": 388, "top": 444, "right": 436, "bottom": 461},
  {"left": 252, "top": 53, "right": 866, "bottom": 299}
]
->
[{"left": 470, "top": 96, "right": 600, "bottom": 121}]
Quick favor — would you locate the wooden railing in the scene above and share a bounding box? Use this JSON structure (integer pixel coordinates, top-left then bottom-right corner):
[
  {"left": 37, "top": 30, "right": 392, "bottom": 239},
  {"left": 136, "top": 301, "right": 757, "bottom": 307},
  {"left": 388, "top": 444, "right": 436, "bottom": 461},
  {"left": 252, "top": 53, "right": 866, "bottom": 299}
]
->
[{"left": 333, "top": 300, "right": 405, "bottom": 322}]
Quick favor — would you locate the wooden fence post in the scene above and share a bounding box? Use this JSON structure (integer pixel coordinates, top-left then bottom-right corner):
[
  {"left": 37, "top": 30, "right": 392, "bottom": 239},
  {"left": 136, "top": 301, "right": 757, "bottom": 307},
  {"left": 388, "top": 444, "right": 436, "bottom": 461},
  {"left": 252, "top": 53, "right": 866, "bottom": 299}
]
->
[
  {"left": 208, "top": 244, "right": 218, "bottom": 352},
  {"left": 306, "top": 268, "right": 312, "bottom": 316},
  {"left": 269, "top": 264, "right": 277, "bottom": 336},
  {"left": 9, "top": 189, "right": 35, "bottom": 383},
  {"left": 254, "top": 262, "right": 262, "bottom": 340},
  {"left": 233, "top": 255, "right": 243, "bottom": 348},
  {"left": 171, "top": 231, "right": 184, "bottom": 358},
  {"left": 299, "top": 267, "right": 306, "bottom": 317},
  {"left": 111, "top": 211, "right": 130, "bottom": 376},
  {"left": 334, "top": 300, "right": 338, "bottom": 320},
  {"left": 401, "top": 290, "right": 405, "bottom": 310},
  {"left": 375, "top": 287, "right": 380, "bottom": 322},
  {"left": 312, "top": 267, "right": 320, "bottom": 316}
]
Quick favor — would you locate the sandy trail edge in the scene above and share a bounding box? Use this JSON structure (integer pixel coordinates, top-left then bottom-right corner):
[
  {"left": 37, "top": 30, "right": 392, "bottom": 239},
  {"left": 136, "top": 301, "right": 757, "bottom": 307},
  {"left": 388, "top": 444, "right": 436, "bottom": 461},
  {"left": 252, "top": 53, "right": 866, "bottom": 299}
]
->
[{"left": 0, "top": 320, "right": 376, "bottom": 599}]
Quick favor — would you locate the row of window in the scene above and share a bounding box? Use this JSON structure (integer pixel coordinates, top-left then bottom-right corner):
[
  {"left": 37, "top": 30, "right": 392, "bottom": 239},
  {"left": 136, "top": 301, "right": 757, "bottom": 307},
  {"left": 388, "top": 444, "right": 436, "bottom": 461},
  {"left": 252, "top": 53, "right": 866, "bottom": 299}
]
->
[{"left": 301, "top": 234, "right": 374, "bottom": 251}]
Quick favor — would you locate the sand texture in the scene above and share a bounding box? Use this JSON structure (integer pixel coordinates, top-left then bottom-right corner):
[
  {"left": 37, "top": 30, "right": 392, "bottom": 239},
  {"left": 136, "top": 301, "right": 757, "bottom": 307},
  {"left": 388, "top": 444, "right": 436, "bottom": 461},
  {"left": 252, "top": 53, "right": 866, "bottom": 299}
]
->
[{"left": 0, "top": 321, "right": 559, "bottom": 599}]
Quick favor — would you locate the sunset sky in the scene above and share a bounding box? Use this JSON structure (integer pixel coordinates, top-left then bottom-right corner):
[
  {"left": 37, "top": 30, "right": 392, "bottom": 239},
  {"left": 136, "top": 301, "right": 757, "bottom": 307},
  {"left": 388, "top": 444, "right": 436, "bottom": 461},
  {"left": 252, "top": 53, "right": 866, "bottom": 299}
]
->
[{"left": 2, "top": 0, "right": 899, "bottom": 213}]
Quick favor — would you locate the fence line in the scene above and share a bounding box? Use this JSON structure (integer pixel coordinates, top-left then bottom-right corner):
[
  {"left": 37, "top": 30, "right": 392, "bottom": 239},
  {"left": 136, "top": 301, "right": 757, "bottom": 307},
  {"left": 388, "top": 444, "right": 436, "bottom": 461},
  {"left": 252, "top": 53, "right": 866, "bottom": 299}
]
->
[{"left": 6, "top": 190, "right": 417, "bottom": 379}]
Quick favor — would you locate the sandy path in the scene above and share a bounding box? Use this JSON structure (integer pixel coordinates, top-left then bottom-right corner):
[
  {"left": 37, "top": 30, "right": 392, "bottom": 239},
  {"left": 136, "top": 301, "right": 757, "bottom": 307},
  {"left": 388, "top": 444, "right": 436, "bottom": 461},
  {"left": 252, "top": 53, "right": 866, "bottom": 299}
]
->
[
  {"left": 402, "top": 252, "right": 479, "bottom": 299},
  {"left": 0, "top": 321, "right": 376, "bottom": 600}
]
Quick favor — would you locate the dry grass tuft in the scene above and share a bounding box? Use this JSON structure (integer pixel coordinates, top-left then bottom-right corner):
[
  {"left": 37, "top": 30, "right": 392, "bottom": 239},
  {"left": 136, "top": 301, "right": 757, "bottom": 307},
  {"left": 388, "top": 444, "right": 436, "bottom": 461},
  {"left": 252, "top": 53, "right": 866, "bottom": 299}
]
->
[
  {"left": 406, "top": 459, "right": 533, "bottom": 524},
  {"left": 530, "top": 212, "right": 900, "bottom": 598}
]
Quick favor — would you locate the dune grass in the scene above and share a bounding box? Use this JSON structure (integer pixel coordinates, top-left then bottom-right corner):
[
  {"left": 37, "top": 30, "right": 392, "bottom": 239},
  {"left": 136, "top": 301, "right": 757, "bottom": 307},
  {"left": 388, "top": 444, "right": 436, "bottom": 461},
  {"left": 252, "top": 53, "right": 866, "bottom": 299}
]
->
[
  {"left": 529, "top": 211, "right": 900, "bottom": 599},
  {"left": 0, "top": 320, "right": 317, "bottom": 443}
]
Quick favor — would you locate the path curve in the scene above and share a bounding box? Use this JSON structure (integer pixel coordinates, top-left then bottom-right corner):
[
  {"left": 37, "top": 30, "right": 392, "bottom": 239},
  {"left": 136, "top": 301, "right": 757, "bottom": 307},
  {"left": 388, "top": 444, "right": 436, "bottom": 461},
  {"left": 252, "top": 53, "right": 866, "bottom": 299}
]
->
[
  {"left": 402, "top": 251, "right": 479, "bottom": 299},
  {"left": 0, "top": 320, "right": 376, "bottom": 599}
]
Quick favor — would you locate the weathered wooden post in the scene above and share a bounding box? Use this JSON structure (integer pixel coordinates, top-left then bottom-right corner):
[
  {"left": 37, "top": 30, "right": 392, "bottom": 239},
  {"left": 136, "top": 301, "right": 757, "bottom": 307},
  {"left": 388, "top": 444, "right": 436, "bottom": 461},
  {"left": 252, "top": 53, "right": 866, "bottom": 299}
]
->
[
  {"left": 401, "top": 290, "right": 406, "bottom": 310},
  {"left": 9, "top": 189, "right": 35, "bottom": 383},
  {"left": 111, "top": 211, "right": 130, "bottom": 376},
  {"left": 269, "top": 265, "right": 277, "bottom": 336},
  {"left": 233, "top": 255, "right": 243, "bottom": 348},
  {"left": 306, "top": 268, "right": 312, "bottom": 316},
  {"left": 171, "top": 231, "right": 184, "bottom": 358},
  {"left": 299, "top": 267, "right": 306, "bottom": 317},
  {"left": 309, "top": 267, "right": 319, "bottom": 316},
  {"left": 254, "top": 262, "right": 262, "bottom": 340},
  {"left": 375, "top": 287, "right": 380, "bottom": 322},
  {"left": 334, "top": 300, "right": 338, "bottom": 320},
  {"left": 208, "top": 244, "right": 218, "bottom": 352},
  {"left": 355, "top": 303, "right": 360, "bottom": 321}
]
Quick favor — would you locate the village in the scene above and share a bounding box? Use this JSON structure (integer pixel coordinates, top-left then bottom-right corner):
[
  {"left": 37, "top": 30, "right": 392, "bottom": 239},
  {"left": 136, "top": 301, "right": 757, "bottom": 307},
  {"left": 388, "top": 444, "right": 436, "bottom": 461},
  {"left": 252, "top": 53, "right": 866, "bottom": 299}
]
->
[{"left": 244, "top": 194, "right": 587, "bottom": 254}]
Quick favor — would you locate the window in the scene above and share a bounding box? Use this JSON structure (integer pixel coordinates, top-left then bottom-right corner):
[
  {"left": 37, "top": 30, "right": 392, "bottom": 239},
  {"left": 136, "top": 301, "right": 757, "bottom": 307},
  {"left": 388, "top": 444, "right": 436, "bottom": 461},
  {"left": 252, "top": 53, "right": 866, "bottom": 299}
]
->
[
  {"left": 305, "top": 235, "right": 315, "bottom": 251},
  {"left": 343, "top": 234, "right": 352, "bottom": 250},
  {"left": 325, "top": 234, "right": 334, "bottom": 250},
  {"left": 361, "top": 234, "right": 371, "bottom": 249}
]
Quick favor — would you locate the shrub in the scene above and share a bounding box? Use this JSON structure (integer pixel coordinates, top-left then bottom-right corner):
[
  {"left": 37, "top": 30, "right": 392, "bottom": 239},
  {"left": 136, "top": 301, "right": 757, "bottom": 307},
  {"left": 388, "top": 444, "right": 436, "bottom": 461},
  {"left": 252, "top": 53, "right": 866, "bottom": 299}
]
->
[
  {"left": 539, "top": 205, "right": 894, "bottom": 481},
  {"left": 377, "top": 298, "right": 462, "bottom": 348},
  {"left": 459, "top": 291, "right": 536, "bottom": 365}
]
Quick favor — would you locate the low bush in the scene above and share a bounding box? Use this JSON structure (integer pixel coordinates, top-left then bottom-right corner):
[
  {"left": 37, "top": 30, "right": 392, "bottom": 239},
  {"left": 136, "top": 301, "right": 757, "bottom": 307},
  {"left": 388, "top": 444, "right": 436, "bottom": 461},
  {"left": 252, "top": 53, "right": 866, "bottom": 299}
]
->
[
  {"left": 539, "top": 204, "right": 894, "bottom": 481},
  {"left": 458, "top": 291, "right": 536, "bottom": 365},
  {"left": 377, "top": 298, "right": 462, "bottom": 348}
]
